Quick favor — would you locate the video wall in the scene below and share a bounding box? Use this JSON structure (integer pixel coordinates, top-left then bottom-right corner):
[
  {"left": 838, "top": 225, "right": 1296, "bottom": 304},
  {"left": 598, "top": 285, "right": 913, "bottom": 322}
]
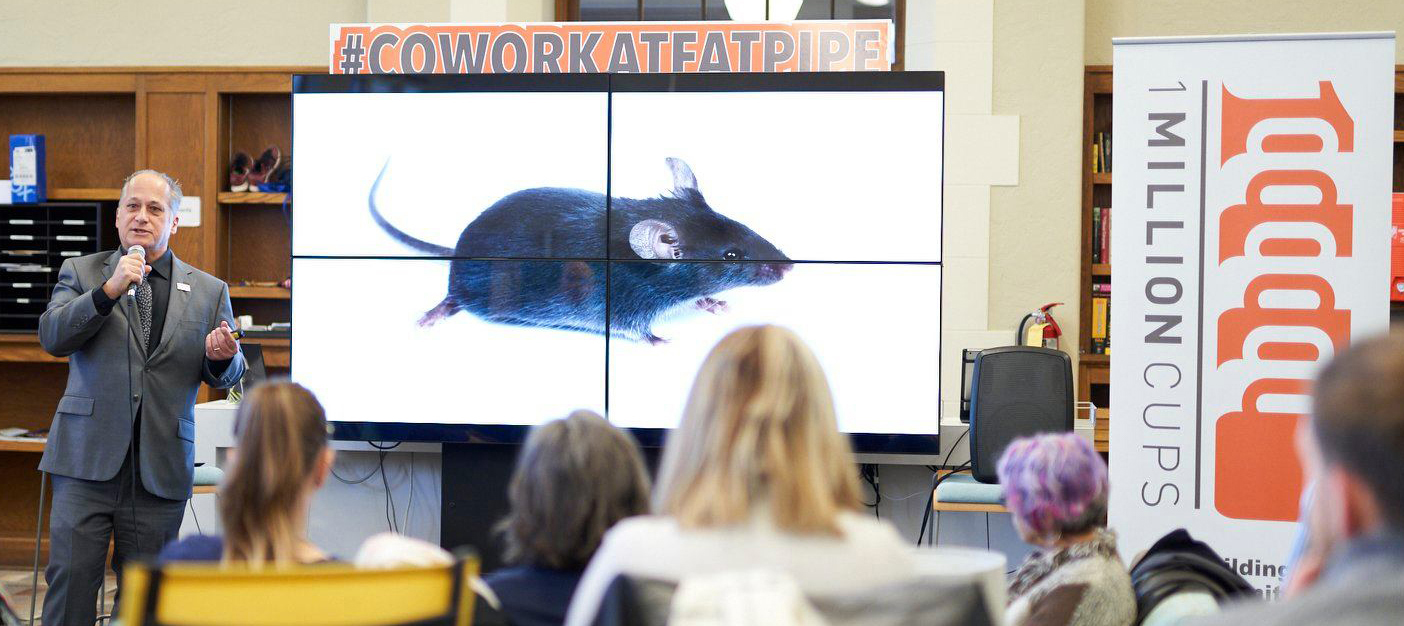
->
[{"left": 291, "top": 72, "right": 944, "bottom": 453}]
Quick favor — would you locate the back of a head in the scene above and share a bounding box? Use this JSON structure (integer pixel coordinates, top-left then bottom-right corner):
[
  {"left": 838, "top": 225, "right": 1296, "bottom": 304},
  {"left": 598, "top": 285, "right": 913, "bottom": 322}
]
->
[
  {"left": 1311, "top": 332, "right": 1404, "bottom": 530},
  {"left": 997, "top": 432, "right": 1108, "bottom": 541},
  {"left": 498, "top": 410, "right": 650, "bottom": 570},
  {"left": 656, "top": 324, "right": 861, "bottom": 535},
  {"left": 219, "top": 381, "right": 330, "bottom": 566}
]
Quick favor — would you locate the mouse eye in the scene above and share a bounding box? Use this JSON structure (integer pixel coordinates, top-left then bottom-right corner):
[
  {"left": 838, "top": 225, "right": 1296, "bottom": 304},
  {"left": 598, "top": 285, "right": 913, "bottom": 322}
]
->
[
  {"left": 660, "top": 233, "right": 677, "bottom": 245},
  {"left": 723, "top": 249, "right": 742, "bottom": 261}
]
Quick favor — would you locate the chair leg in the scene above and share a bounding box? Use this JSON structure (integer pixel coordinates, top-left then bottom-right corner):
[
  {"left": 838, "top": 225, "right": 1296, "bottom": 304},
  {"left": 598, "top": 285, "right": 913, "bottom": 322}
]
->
[
  {"left": 933, "top": 511, "right": 941, "bottom": 546},
  {"left": 29, "top": 470, "right": 46, "bottom": 626},
  {"left": 984, "top": 513, "right": 991, "bottom": 550}
]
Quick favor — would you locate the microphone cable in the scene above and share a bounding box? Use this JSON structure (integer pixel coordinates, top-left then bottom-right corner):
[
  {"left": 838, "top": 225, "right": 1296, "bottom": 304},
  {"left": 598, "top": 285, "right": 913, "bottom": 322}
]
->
[{"left": 125, "top": 286, "right": 143, "bottom": 563}]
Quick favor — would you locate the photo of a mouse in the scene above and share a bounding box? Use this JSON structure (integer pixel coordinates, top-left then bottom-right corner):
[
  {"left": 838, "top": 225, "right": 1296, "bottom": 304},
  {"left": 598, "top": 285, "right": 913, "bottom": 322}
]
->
[{"left": 368, "top": 157, "right": 793, "bottom": 343}]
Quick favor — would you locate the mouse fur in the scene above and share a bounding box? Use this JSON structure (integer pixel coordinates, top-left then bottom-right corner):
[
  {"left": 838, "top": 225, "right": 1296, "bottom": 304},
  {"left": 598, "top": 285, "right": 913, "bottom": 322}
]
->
[{"left": 369, "top": 158, "right": 791, "bottom": 343}]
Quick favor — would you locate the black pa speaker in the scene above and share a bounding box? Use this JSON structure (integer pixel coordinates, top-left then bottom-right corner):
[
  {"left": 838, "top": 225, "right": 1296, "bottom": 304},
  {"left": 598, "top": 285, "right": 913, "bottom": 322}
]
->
[{"left": 967, "top": 346, "right": 1073, "bottom": 483}]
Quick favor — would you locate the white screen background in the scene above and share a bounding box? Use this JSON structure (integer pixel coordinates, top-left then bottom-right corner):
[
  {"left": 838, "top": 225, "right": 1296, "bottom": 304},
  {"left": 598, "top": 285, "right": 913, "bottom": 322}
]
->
[{"left": 290, "top": 84, "right": 943, "bottom": 439}]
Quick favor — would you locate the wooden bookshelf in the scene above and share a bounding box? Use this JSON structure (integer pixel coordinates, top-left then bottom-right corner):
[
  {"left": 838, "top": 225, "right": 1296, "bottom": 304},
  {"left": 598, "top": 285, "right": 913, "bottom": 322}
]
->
[
  {"left": 1080, "top": 67, "right": 1113, "bottom": 454},
  {"left": 48, "top": 187, "right": 122, "bottom": 201},
  {"left": 0, "top": 67, "right": 310, "bottom": 566},
  {"left": 217, "top": 191, "right": 288, "bottom": 204},
  {"left": 0, "top": 439, "right": 45, "bottom": 453},
  {"left": 229, "top": 285, "right": 290, "bottom": 299}
]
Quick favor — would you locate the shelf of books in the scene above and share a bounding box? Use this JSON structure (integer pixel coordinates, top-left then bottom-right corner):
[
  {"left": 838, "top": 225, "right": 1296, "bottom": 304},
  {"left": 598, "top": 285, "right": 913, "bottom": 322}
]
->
[{"left": 1080, "top": 67, "right": 1112, "bottom": 454}]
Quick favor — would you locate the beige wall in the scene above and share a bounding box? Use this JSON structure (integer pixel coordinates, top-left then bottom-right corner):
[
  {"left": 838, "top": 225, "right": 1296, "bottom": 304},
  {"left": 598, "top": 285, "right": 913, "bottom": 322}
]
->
[
  {"left": 988, "top": 0, "right": 1086, "bottom": 353},
  {"left": 2, "top": 0, "right": 1090, "bottom": 382},
  {"left": 0, "top": 0, "right": 552, "bottom": 67},
  {"left": 1086, "top": 0, "right": 1404, "bottom": 64}
]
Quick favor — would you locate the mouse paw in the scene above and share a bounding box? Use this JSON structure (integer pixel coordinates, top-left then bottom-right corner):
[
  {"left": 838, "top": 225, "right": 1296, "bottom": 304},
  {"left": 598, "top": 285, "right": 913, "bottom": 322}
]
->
[
  {"left": 695, "top": 297, "right": 729, "bottom": 314},
  {"left": 418, "top": 299, "right": 457, "bottom": 327}
]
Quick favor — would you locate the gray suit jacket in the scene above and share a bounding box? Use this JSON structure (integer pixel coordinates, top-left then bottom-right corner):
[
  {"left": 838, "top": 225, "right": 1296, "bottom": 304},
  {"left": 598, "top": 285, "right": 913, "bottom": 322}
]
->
[
  {"left": 38, "top": 249, "right": 245, "bottom": 500},
  {"left": 1193, "top": 533, "right": 1404, "bottom": 626}
]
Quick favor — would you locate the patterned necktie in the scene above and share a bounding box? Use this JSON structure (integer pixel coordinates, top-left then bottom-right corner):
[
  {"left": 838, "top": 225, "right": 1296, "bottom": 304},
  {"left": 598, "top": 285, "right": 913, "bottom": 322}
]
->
[{"left": 136, "top": 278, "right": 153, "bottom": 350}]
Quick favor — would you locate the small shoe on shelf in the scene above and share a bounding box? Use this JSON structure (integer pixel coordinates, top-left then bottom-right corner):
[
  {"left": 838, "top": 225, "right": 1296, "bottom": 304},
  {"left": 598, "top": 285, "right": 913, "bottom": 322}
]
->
[
  {"left": 229, "top": 152, "right": 252, "bottom": 192},
  {"left": 248, "top": 145, "right": 282, "bottom": 188}
]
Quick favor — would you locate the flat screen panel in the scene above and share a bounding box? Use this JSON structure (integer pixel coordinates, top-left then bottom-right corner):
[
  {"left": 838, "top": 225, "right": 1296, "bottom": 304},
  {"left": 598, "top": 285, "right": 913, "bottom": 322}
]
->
[
  {"left": 607, "top": 262, "right": 941, "bottom": 437},
  {"left": 292, "top": 258, "right": 606, "bottom": 427},
  {"left": 293, "top": 87, "right": 609, "bottom": 259},
  {"left": 608, "top": 89, "right": 944, "bottom": 263}
]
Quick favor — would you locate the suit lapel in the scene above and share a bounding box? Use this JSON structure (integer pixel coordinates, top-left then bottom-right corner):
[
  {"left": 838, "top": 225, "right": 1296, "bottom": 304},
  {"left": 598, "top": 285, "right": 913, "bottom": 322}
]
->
[
  {"left": 151, "top": 254, "right": 194, "bottom": 360},
  {"left": 102, "top": 250, "right": 147, "bottom": 357}
]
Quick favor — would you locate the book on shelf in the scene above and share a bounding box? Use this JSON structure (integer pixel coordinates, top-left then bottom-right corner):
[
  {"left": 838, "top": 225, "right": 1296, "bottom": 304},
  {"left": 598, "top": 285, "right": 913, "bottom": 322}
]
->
[
  {"left": 1091, "top": 132, "right": 1113, "bottom": 173},
  {"left": 1092, "top": 208, "right": 1102, "bottom": 263},
  {"left": 1100, "top": 208, "right": 1111, "bottom": 264},
  {"left": 1090, "top": 295, "right": 1110, "bottom": 355},
  {"left": 1091, "top": 282, "right": 1111, "bottom": 295}
]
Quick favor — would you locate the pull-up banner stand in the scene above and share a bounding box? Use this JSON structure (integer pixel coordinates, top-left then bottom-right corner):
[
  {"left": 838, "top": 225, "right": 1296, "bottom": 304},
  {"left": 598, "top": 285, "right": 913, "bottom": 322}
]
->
[
  {"left": 329, "top": 21, "right": 893, "bottom": 74},
  {"left": 1109, "top": 32, "right": 1395, "bottom": 597}
]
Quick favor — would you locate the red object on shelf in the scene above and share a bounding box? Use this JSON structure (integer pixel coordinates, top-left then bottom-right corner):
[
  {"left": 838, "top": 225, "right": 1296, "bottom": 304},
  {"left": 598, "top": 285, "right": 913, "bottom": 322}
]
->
[{"left": 1393, "top": 193, "right": 1404, "bottom": 302}]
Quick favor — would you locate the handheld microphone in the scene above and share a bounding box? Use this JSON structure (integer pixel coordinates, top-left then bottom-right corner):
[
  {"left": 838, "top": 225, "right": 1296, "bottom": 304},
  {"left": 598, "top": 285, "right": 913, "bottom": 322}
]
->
[{"left": 125, "top": 244, "right": 146, "bottom": 298}]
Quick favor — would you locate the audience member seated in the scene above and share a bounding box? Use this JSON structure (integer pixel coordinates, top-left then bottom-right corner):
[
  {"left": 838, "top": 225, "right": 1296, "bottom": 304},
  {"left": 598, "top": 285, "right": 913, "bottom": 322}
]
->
[
  {"left": 564, "top": 325, "right": 915, "bottom": 626},
  {"left": 1200, "top": 332, "right": 1404, "bottom": 626},
  {"left": 160, "top": 382, "right": 335, "bottom": 565},
  {"left": 484, "top": 410, "right": 651, "bottom": 626},
  {"left": 1000, "top": 432, "right": 1134, "bottom": 626}
]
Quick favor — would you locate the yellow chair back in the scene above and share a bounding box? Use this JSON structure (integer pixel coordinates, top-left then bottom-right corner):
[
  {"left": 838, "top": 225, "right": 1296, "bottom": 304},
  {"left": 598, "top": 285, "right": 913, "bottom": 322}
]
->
[{"left": 118, "top": 553, "right": 478, "bottom": 626}]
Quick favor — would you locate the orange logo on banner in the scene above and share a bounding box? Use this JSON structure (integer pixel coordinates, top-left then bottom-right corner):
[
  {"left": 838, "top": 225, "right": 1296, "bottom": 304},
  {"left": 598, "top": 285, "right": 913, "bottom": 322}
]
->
[
  {"left": 1220, "top": 81, "right": 1354, "bottom": 165},
  {"left": 1216, "top": 274, "right": 1350, "bottom": 367},
  {"left": 1219, "top": 170, "right": 1353, "bottom": 262},
  {"left": 1215, "top": 378, "right": 1310, "bottom": 521},
  {"left": 1214, "top": 80, "right": 1356, "bottom": 522}
]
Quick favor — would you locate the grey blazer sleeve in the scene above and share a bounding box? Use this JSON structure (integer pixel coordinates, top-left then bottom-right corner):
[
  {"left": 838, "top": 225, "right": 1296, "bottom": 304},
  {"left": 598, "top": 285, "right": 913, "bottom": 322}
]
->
[
  {"left": 38, "top": 258, "right": 108, "bottom": 357},
  {"left": 201, "top": 281, "right": 246, "bottom": 389}
]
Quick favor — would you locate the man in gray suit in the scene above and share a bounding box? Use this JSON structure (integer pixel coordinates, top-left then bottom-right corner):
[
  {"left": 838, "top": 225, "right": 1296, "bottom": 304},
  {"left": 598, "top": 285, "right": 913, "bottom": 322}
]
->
[
  {"left": 38, "top": 169, "right": 245, "bottom": 625},
  {"left": 1198, "top": 332, "right": 1404, "bottom": 626}
]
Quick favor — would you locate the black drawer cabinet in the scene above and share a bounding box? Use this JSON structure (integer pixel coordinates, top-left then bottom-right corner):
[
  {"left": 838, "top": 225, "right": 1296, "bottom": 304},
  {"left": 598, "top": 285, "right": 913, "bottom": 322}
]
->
[{"left": 0, "top": 202, "right": 105, "bottom": 332}]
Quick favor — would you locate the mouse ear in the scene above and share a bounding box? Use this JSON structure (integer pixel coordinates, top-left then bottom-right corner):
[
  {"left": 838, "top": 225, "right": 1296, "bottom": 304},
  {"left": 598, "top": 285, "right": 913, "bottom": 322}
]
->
[
  {"left": 666, "top": 157, "right": 700, "bottom": 194},
  {"left": 628, "top": 219, "right": 682, "bottom": 260}
]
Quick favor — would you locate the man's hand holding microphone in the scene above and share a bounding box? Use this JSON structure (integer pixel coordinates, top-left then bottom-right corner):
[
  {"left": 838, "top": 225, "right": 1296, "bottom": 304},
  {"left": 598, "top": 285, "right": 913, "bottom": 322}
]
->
[
  {"left": 102, "top": 245, "right": 149, "bottom": 301},
  {"left": 101, "top": 244, "right": 240, "bottom": 361}
]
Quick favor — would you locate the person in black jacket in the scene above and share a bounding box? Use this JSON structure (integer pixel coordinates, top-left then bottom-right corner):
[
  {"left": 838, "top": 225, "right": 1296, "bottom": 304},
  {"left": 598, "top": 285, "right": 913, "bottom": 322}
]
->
[{"left": 484, "top": 410, "right": 651, "bottom": 626}]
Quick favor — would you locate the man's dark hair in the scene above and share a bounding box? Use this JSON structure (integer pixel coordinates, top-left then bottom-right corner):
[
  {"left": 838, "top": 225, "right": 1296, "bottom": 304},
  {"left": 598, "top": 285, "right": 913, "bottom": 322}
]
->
[
  {"left": 496, "top": 410, "right": 651, "bottom": 569},
  {"left": 1312, "top": 332, "right": 1404, "bottom": 529}
]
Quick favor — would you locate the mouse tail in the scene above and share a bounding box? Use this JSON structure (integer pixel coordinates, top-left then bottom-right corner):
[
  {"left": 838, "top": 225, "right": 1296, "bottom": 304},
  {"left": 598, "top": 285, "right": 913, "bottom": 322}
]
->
[{"left": 369, "top": 159, "right": 456, "bottom": 256}]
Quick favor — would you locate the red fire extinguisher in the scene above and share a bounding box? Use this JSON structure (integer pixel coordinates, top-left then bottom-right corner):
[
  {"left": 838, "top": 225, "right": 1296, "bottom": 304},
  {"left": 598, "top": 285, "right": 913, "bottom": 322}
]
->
[{"left": 1017, "top": 302, "right": 1064, "bottom": 351}]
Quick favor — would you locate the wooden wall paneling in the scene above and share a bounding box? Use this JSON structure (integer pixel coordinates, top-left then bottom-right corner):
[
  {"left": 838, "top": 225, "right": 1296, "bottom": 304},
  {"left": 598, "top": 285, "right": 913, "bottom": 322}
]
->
[
  {"left": 227, "top": 206, "right": 292, "bottom": 287},
  {"left": 0, "top": 454, "right": 49, "bottom": 567},
  {"left": 0, "top": 71, "right": 136, "bottom": 93},
  {"left": 142, "top": 90, "right": 209, "bottom": 271},
  {"left": 226, "top": 93, "right": 292, "bottom": 175},
  {"left": 0, "top": 362, "right": 68, "bottom": 431},
  {"left": 205, "top": 90, "right": 224, "bottom": 281},
  {"left": 0, "top": 94, "right": 136, "bottom": 189}
]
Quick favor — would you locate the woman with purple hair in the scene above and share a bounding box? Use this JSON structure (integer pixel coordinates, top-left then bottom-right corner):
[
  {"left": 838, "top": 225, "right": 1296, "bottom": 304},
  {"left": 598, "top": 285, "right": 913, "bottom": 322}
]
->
[{"left": 999, "top": 432, "right": 1135, "bottom": 626}]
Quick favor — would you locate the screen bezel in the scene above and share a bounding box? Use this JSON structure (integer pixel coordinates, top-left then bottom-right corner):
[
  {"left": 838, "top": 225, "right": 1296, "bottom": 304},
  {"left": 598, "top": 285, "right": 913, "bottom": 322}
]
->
[{"left": 293, "top": 71, "right": 944, "bottom": 454}]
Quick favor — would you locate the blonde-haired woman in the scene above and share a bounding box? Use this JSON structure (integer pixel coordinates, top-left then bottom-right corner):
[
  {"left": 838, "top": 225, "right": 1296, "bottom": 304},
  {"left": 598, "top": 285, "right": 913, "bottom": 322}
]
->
[
  {"left": 160, "top": 381, "right": 334, "bottom": 566},
  {"left": 564, "top": 325, "right": 914, "bottom": 625}
]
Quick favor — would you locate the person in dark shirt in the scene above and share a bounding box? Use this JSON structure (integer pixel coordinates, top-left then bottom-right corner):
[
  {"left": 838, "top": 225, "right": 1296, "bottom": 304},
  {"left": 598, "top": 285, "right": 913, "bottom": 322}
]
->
[
  {"left": 483, "top": 410, "right": 650, "bottom": 626},
  {"left": 161, "top": 382, "right": 335, "bottom": 566}
]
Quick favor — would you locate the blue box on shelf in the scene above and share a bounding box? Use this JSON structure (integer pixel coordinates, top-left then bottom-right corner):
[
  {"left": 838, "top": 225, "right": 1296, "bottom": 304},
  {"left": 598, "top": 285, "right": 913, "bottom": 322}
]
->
[{"left": 9, "top": 134, "right": 47, "bottom": 204}]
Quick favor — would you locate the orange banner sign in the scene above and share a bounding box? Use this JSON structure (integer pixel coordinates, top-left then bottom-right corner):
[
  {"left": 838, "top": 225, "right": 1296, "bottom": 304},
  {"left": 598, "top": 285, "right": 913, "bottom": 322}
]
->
[{"left": 330, "top": 21, "right": 893, "bottom": 74}]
